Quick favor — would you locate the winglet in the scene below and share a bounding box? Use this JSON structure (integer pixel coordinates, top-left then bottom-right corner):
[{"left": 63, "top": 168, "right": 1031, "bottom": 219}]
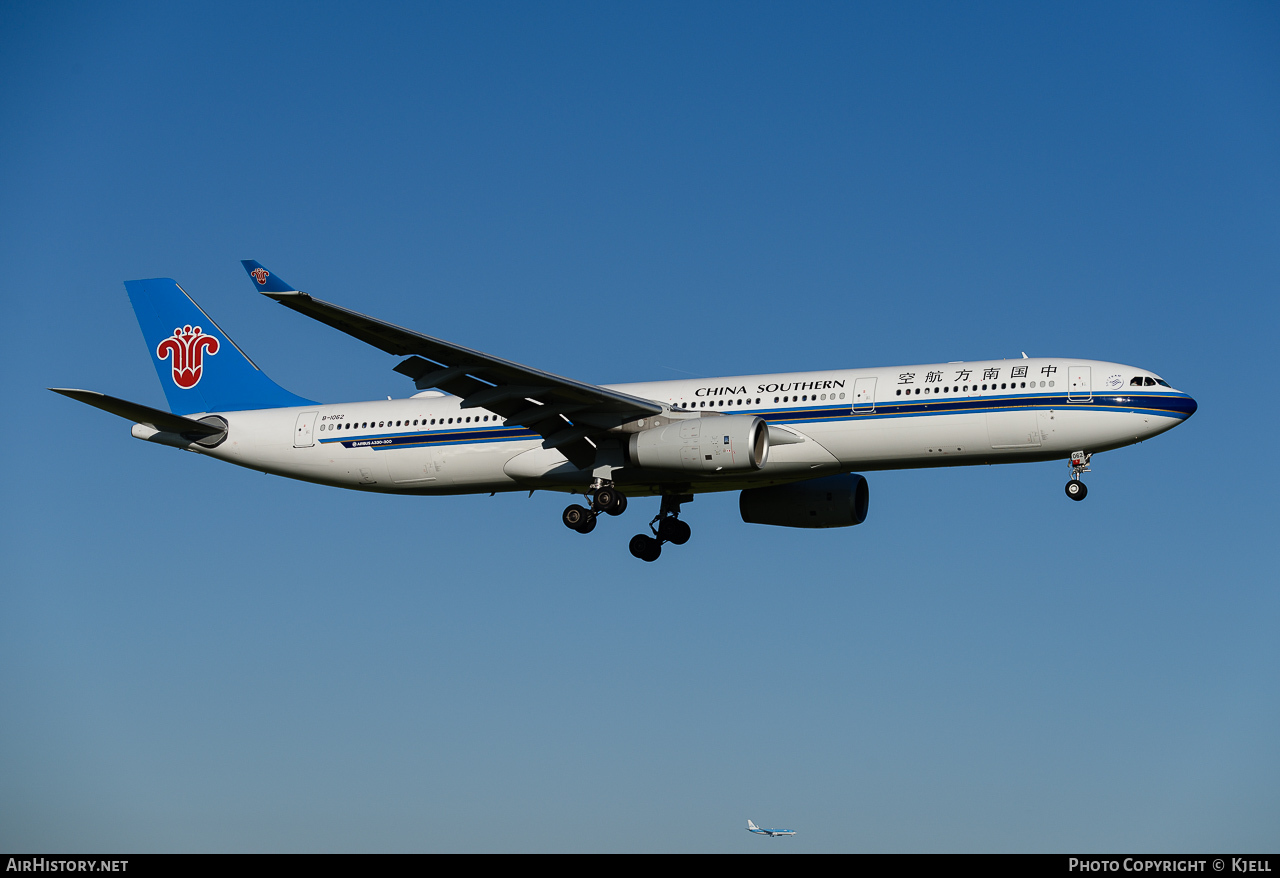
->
[{"left": 241, "top": 260, "right": 301, "bottom": 295}]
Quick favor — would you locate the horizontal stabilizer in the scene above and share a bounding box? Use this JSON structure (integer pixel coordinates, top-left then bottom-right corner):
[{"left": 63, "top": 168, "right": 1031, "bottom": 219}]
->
[{"left": 49, "top": 388, "right": 225, "bottom": 436}]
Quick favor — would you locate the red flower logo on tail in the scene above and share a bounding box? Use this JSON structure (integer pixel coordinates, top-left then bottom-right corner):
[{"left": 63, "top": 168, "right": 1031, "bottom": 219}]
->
[
  {"left": 156, "top": 325, "right": 219, "bottom": 389},
  {"left": 251, "top": 268, "right": 269, "bottom": 285}
]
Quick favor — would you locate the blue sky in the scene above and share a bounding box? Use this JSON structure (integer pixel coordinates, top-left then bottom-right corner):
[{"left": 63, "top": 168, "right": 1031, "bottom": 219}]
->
[{"left": 1, "top": 1, "right": 1277, "bottom": 852}]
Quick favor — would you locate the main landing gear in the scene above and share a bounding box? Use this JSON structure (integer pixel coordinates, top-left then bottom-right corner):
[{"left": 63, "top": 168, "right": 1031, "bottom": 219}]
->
[
  {"left": 1065, "top": 451, "right": 1091, "bottom": 501},
  {"left": 562, "top": 480, "right": 629, "bottom": 535},
  {"left": 628, "top": 494, "right": 692, "bottom": 563},
  {"left": 562, "top": 483, "right": 693, "bottom": 562}
]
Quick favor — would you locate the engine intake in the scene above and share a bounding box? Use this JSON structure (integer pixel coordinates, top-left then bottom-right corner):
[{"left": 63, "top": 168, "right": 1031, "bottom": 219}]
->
[
  {"left": 739, "top": 473, "right": 869, "bottom": 528},
  {"left": 628, "top": 415, "right": 769, "bottom": 474}
]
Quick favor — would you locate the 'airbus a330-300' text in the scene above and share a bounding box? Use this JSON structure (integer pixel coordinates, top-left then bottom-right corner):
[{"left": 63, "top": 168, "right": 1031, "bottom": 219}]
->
[{"left": 53, "top": 261, "right": 1198, "bottom": 561}]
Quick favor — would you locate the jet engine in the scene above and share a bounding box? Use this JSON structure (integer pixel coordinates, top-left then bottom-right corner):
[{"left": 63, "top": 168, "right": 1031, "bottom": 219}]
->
[
  {"left": 739, "top": 473, "right": 869, "bottom": 528},
  {"left": 628, "top": 414, "right": 769, "bottom": 474}
]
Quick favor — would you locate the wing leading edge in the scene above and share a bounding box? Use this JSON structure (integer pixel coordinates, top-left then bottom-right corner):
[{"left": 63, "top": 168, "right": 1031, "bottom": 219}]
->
[{"left": 240, "top": 261, "right": 662, "bottom": 468}]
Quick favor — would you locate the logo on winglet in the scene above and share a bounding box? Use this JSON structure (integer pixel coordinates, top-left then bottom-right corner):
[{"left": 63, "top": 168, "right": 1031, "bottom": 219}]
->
[
  {"left": 156, "top": 325, "right": 219, "bottom": 389},
  {"left": 250, "top": 268, "right": 270, "bottom": 285}
]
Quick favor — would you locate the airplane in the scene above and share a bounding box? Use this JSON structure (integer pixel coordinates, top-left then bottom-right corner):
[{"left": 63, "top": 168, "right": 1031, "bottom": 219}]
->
[
  {"left": 747, "top": 819, "right": 796, "bottom": 837},
  {"left": 51, "top": 260, "right": 1198, "bottom": 562}
]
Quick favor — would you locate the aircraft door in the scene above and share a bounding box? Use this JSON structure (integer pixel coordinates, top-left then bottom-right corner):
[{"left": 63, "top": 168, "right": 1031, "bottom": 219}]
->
[
  {"left": 852, "top": 377, "right": 877, "bottom": 413},
  {"left": 1068, "top": 366, "right": 1092, "bottom": 402},
  {"left": 293, "top": 411, "right": 318, "bottom": 447}
]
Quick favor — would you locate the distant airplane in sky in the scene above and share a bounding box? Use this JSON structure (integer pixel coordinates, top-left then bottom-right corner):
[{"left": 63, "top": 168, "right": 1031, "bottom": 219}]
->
[
  {"left": 747, "top": 819, "right": 796, "bottom": 837},
  {"left": 53, "top": 260, "right": 1197, "bottom": 561}
]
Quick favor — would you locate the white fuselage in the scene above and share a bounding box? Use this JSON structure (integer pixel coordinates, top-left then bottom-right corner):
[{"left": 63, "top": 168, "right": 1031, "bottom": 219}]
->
[{"left": 156, "top": 357, "right": 1195, "bottom": 497}]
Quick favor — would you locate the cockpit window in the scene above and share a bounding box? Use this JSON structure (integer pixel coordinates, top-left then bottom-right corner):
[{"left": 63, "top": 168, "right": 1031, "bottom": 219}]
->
[
  {"left": 1155, "top": 378, "right": 1171, "bottom": 387},
  {"left": 1130, "top": 376, "right": 1144, "bottom": 386}
]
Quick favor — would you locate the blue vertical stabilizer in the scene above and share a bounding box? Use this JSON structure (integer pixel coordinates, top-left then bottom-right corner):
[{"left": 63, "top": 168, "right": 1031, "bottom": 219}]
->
[{"left": 125, "top": 278, "right": 317, "bottom": 415}]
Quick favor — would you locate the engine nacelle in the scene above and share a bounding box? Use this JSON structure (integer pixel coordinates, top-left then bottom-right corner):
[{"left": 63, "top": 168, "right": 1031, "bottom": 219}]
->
[
  {"left": 739, "top": 473, "right": 869, "bottom": 528},
  {"left": 628, "top": 414, "right": 769, "bottom": 474}
]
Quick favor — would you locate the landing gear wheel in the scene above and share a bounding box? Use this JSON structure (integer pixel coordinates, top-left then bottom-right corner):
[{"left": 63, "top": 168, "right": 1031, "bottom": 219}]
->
[
  {"left": 658, "top": 517, "right": 691, "bottom": 545},
  {"left": 605, "top": 493, "right": 628, "bottom": 516},
  {"left": 593, "top": 487, "right": 618, "bottom": 512},
  {"left": 563, "top": 504, "right": 596, "bottom": 531},
  {"left": 629, "top": 534, "right": 662, "bottom": 562},
  {"left": 1065, "top": 480, "right": 1088, "bottom": 501}
]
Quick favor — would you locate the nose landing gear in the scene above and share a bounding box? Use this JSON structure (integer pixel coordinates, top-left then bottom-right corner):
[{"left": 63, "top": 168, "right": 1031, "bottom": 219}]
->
[
  {"left": 1065, "top": 451, "right": 1091, "bottom": 501},
  {"left": 628, "top": 494, "right": 693, "bottom": 562}
]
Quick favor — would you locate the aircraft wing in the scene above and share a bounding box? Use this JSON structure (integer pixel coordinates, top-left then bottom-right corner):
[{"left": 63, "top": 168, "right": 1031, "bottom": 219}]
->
[{"left": 242, "top": 261, "right": 662, "bottom": 468}]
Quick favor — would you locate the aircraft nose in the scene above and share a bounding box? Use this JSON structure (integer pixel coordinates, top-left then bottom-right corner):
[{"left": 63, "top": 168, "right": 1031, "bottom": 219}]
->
[{"left": 1184, "top": 394, "right": 1198, "bottom": 419}]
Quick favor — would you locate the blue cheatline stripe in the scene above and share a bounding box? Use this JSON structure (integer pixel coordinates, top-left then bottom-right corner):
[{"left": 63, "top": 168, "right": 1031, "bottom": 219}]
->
[
  {"left": 749, "top": 392, "right": 1194, "bottom": 426},
  {"left": 320, "top": 425, "right": 533, "bottom": 449},
  {"left": 313, "top": 392, "right": 1195, "bottom": 449}
]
